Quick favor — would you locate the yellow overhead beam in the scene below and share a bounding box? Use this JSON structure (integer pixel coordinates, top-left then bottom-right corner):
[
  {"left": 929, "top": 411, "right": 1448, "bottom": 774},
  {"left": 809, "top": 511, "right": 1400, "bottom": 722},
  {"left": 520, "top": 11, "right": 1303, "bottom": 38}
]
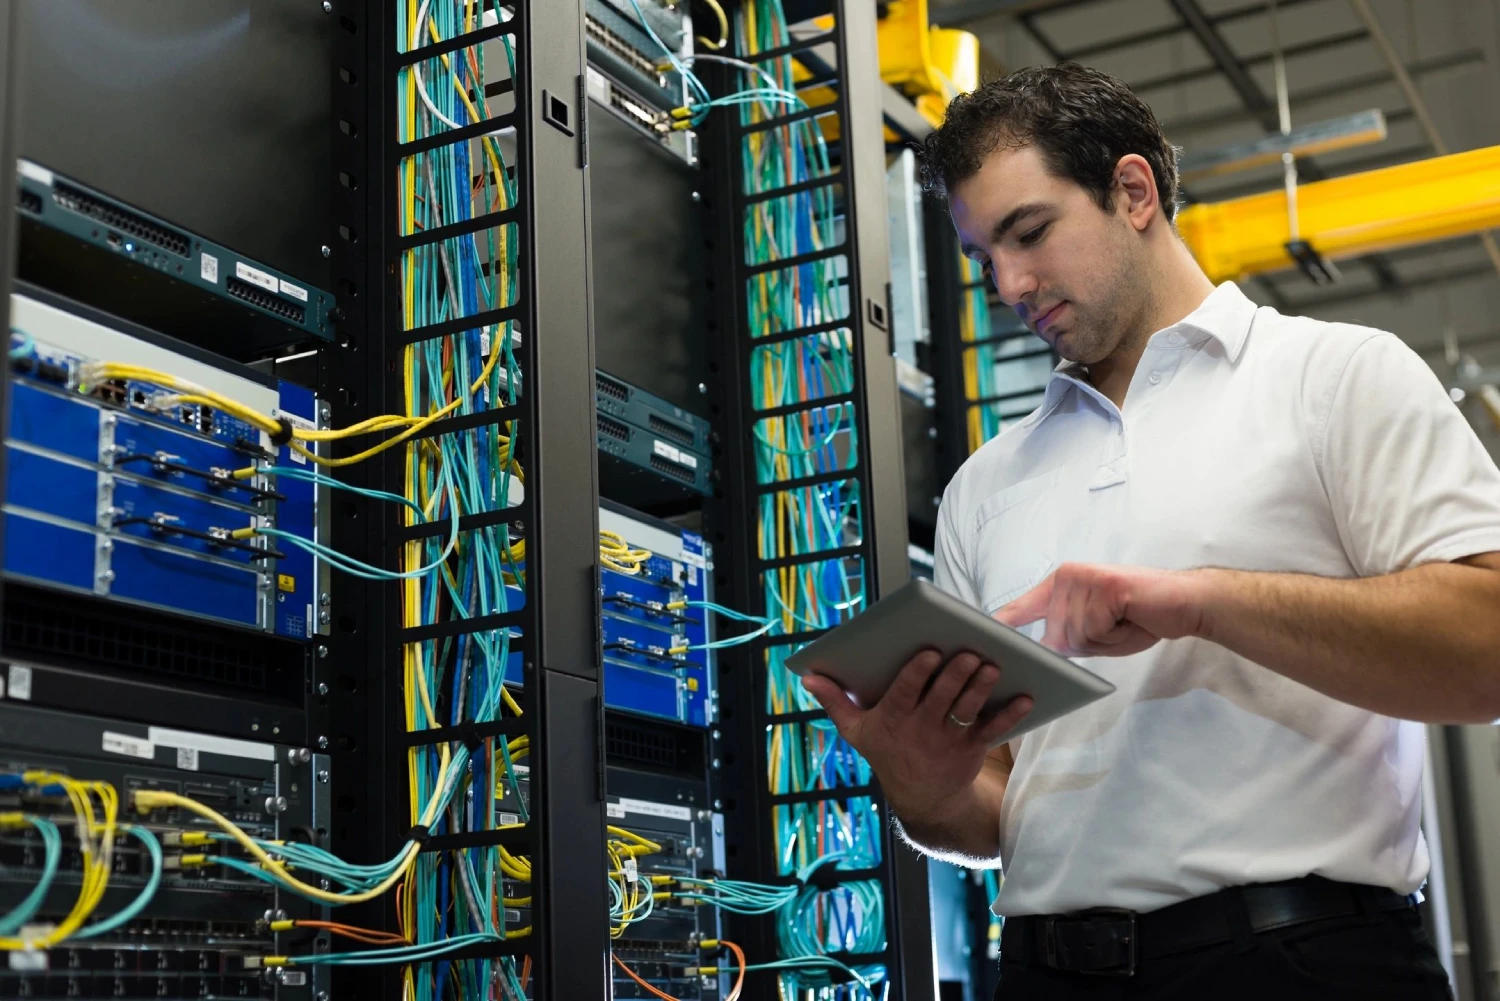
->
[{"left": 1177, "top": 145, "right": 1500, "bottom": 283}]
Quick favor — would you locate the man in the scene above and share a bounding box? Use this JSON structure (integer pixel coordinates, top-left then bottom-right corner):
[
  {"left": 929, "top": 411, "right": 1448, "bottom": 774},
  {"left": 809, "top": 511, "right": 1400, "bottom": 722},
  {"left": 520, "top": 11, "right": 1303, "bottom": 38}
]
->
[{"left": 801, "top": 63, "right": 1500, "bottom": 999}]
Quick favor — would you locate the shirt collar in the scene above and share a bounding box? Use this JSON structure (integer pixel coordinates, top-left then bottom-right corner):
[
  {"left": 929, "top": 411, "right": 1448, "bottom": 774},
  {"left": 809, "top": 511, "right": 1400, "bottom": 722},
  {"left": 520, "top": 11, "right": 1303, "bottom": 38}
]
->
[
  {"left": 1174, "top": 281, "right": 1257, "bottom": 363},
  {"left": 1020, "top": 282, "right": 1257, "bottom": 429}
]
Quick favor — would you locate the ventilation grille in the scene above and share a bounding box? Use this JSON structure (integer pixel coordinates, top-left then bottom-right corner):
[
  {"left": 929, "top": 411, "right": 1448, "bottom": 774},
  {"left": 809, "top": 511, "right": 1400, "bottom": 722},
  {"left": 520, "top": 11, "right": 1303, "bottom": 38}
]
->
[
  {"left": 650, "top": 454, "right": 695, "bottom": 483},
  {"left": 605, "top": 714, "right": 704, "bottom": 776},
  {"left": 16, "top": 187, "right": 42, "bottom": 216},
  {"left": 227, "top": 277, "right": 306, "bottom": 325},
  {"left": 647, "top": 413, "right": 695, "bottom": 448},
  {"left": 596, "top": 374, "right": 629, "bottom": 403},
  {"left": 598, "top": 414, "right": 631, "bottom": 442},
  {"left": 2, "top": 583, "right": 276, "bottom": 693},
  {"left": 51, "top": 182, "right": 191, "bottom": 257}
]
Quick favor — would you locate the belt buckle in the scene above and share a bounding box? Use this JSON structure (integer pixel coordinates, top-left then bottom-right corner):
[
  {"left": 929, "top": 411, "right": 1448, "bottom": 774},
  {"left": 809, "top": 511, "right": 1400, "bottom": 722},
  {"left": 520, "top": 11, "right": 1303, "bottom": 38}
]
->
[{"left": 1045, "top": 907, "right": 1135, "bottom": 977}]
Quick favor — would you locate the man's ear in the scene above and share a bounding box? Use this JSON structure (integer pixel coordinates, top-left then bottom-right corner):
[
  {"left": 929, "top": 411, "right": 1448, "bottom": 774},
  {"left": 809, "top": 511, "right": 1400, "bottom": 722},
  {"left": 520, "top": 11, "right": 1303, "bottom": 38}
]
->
[{"left": 1114, "top": 154, "right": 1158, "bottom": 232}]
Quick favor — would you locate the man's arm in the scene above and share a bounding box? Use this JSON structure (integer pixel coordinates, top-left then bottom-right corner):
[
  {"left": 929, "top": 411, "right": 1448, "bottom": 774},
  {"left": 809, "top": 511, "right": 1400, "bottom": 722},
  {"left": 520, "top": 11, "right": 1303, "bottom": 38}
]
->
[
  {"left": 995, "top": 552, "right": 1500, "bottom": 725},
  {"left": 891, "top": 743, "right": 1012, "bottom": 868}
]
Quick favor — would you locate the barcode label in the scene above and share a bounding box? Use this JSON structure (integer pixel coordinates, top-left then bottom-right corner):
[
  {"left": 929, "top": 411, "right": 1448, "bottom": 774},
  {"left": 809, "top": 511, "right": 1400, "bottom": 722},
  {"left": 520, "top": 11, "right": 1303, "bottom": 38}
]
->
[{"left": 235, "top": 261, "right": 278, "bottom": 293}]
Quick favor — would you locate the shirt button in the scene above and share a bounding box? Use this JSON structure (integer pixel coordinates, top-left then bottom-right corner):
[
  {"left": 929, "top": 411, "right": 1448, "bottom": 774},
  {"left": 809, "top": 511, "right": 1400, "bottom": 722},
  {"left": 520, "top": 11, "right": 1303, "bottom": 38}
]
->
[
  {"left": 1167, "top": 332, "right": 1184, "bottom": 346},
  {"left": 1148, "top": 371, "right": 1163, "bottom": 384}
]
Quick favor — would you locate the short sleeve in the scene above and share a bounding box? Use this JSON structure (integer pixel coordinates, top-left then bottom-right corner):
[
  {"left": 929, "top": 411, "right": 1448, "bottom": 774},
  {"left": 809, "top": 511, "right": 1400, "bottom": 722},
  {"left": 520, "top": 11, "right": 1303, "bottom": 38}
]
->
[
  {"left": 933, "top": 484, "right": 983, "bottom": 607},
  {"left": 1320, "top": 332, "right": 1500, "bottom": 576}
]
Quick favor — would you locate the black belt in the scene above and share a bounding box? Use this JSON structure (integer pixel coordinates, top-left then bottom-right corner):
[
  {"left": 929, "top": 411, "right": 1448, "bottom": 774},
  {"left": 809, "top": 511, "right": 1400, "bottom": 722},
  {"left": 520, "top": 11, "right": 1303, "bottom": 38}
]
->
[{"left": 1001, "top": 876, "right": 1420, "bottom": 977}]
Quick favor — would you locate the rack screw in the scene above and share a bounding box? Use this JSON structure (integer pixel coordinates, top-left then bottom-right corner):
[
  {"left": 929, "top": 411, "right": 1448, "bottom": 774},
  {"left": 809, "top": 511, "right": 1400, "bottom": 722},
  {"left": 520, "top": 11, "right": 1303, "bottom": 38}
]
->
[
  {"left": 321, "top": 244, "right": 332, "bottom": 257},
  {"left": 317, "top": 770, "right": 330, "bottom": 784},
  {"left": 265, "top": 796, "right": 288, "bottom": 815},
  {"left": 317, "top": 735, "right": 329, "bottom": 749},
  {"left": 711, "top": 758, "right": 721, "bottom": 770},
  {"left": 97, "top": 570, "right": 115, "bottom": 584},
  {"left": 317, "top": 645, "right": 329, "bottom": 659},
  {"left": 698, "top": 383, "right": 708, "bottom": 394},
  {"left": 320, "top": 878, "right": 331, "bottom": 890},
  {"left": 288, "top": 748, "right": 311, "bottom": 765},
  {"left": 319, "top": 406, "right": 332, "bottom": 423},
  {"left": 928, "top": 426, "right": 938, "bottom": 439},
  {"left": 317, "top": 994, "right": 330, "bottom": 1001},
  {"left": 691, "top": 191, "right": 701, "bottom": 202},
  {"left": 319, "top": 611, "right": 331, "bottom": 626},
  {"left": 711, "top": 729, "right": 720, "bottom": 741},
  {"left": 713, "top": 799, "right": 722, "bottom": 810},
  {"left": 317, "top": 682, "right": 329, "bottom": 695},
  {"left": 321, "top": 1, "right": 332, "bottom": 11}
]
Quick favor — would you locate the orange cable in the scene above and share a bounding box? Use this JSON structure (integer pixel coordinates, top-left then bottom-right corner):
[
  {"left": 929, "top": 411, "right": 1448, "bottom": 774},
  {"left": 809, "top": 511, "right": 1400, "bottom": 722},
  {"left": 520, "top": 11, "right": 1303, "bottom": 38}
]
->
[{"left": 611, "top": 953, "right": 684, "bottom": 1001}]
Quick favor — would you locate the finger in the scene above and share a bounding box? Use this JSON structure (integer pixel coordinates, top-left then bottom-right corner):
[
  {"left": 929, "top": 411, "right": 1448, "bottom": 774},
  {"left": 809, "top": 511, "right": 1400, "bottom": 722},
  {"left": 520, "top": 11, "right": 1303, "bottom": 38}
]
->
[
  {"left": 971, "top": 694, "right": 1035, "bottom": 746},
  {"left": 801, "top": 674, "right": 864, "bottom": 733},
  {"left": 920, "top": 652, "right": 981, "bottom": 722},
  {"left": 1039, "top": 573, "right": 1073, "bottom": 653},
  {"left": 1078, "top": 621, "right": 1158, "bottom": 659},
  {"left": 947, "top": 663, "right": 999, "bottom": 727},
  {"left": 882, "top": 649, "right": 945, "bottom": 712},
  {"left": 993, "top": 574, "right": 1055, "bottom": 628},
  {"left": 1063, "top": 573, "right": 1094, "bottom": 656}
]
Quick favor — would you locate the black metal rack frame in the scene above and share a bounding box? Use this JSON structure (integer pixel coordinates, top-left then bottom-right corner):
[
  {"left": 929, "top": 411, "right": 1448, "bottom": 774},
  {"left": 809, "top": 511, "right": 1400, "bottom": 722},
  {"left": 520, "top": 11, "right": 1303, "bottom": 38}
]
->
[
  {"left": 699, "top": 3, "right": 935, "bottom": 998},
  {"left": 323, "top": 2, "right": 609, "bottom": 998}
]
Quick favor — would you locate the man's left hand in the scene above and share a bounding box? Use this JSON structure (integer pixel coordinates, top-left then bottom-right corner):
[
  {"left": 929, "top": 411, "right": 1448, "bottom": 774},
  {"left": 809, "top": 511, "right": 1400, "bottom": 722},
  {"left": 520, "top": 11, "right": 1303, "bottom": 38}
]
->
[{"left": 994, "top": 563, "right": 1209, "bottom": 657}]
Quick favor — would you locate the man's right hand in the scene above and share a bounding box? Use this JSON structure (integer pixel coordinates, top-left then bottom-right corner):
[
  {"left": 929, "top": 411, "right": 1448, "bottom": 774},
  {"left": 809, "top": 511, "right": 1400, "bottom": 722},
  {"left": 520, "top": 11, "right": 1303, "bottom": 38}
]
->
[{"left": 799, "top": 651, "right": 1033, "bottom": 840}]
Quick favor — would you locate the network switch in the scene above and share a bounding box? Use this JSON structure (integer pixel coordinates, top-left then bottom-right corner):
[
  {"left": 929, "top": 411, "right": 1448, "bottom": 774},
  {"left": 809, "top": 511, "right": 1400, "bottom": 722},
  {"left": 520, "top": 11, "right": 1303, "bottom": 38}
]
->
[{"left": 15, "top": 161, "right": 337, "bottom": 358}]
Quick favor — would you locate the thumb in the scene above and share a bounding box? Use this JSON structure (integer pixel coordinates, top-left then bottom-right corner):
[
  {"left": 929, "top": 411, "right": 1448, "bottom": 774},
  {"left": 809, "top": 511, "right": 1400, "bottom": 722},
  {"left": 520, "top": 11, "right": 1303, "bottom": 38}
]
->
[
  {"left": 800, "top": 673, "right": 864, "bottom": 733},
  {"left": 993, "top": 574, "right": 1054, "bottom": 629}
]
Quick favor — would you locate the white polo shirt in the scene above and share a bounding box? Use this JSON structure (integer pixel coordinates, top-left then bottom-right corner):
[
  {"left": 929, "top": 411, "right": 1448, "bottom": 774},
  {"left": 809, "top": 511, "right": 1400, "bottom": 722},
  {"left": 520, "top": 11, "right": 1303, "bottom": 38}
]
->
[{"left": 933, "top": 281, "right": 1500, "bottom": 917}]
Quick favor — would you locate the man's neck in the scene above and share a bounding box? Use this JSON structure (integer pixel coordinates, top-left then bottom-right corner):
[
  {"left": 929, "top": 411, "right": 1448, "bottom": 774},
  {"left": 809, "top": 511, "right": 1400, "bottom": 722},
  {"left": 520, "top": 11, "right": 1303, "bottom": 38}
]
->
[{"left": 1088, "top": 248, "right": 1217, "bottom": 409}]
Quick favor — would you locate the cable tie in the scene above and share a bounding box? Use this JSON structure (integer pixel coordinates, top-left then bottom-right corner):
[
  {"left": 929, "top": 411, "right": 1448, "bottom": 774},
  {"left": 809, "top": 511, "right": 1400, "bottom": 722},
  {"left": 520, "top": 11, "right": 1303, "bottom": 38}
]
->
[
  {"left": 455, "top": 719, "right": 483, "bottom": 753},
  {"left": 407, "top": 824, "right": 431, "bottom": 846},
  {"left": 269, "top": 417, "right": 296, "bottom": 446}
]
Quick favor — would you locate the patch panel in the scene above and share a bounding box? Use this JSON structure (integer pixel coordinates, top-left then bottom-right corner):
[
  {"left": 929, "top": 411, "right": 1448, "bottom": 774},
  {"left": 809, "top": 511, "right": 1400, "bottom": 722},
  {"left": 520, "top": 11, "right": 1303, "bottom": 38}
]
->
[
  {"left": 15, "top": 161, "right": 337, "bottom": 354},
  {"left": 3, "top": 292, "right": 325, "bottom": 639},
  {"left": 0, "top": 703, "right": 330, "bottom": 1001}
]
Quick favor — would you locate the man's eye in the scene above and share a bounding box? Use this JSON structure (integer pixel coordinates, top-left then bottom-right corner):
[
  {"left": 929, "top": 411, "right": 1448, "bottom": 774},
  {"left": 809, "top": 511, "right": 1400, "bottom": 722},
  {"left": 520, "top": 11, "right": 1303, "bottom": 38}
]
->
[{"left": 1019, "top": 224, "right": 1048, "bottom": 246}]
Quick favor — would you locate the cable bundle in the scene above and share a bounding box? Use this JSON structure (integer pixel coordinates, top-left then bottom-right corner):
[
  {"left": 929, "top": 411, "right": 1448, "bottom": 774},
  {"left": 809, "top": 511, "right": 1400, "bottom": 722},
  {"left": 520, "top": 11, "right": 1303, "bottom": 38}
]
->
[
  {"left": 733, "top": 1, "right": 888, "bottom": 996},
  {"left": 958, "top": 252, "right": 1004, "bottom": 450},
  {"left": 396, "top": 2, "right": 531, "bottom": 997}
]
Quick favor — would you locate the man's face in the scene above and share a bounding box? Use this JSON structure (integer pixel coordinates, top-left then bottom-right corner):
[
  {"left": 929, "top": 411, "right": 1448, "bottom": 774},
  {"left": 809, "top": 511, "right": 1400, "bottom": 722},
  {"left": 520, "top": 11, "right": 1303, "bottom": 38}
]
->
[{"left": 950, "top": 144, "right": 1143, "bottom": 365}]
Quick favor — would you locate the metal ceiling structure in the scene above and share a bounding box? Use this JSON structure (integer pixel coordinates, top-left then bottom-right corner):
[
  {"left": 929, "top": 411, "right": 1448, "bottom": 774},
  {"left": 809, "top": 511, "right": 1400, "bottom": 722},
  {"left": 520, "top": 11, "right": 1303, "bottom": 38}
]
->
[{"left": 924, "top": 0, "right": 1500, "bottom": 371}]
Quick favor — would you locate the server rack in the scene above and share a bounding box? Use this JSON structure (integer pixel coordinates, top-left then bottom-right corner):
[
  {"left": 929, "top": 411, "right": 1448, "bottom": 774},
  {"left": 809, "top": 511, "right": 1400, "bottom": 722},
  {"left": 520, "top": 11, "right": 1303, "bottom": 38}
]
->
[
  {"left": 324, "top": 2, "right": 609, "bottom": 999},
  {"left": 699, "top": 3, "right": 936, "bottom": 998}
]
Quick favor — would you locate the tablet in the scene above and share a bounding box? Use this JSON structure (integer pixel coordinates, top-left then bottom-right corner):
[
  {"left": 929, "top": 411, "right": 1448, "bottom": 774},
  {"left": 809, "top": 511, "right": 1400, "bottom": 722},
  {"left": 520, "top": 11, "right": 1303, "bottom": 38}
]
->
[{"left": 784, "top": 578, "right": 1115, "bottom": 744}]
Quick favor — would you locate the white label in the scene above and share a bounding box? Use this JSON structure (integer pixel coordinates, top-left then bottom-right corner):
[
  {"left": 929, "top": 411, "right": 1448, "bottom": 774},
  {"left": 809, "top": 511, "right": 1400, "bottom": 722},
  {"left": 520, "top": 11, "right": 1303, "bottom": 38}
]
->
[
  {"left": 480, "top": 332, "right": 491, "bottom": 357},
  {"left": 8, "top": 942, "right": 48, "bottom": 970},
  {"left": 148, "top": 727, "right": 275, "bottom": 762},
  {"left": 498, "top": 812, "right": 520, "bottom": 826},
  {"left": 17, "top": 160, "right": 53, "bottom": 186},
  {"left": 686, "top": 565, "right": 698, "bottom": 587},
  {"left": 7, "top": 665, "right": 32, "bottom": 701},
  {"left": 622, "top": 858, "right": 638, "bottom": 883},
  {"left": 235, "top": 261, "right": 279, "bottom": 293},
  {"left": 652, "top": 439, "right": 681, "bottom": 463},
  {"left": 200, "top": 253, "right": 219, "bottom": 284},
  {"left": 176, "top": 747, "right": 200, "bottom": 772},
  {"left": 606, "top": 802, "right": 627, "bottom": 819},
  {"left": 278, "top": 278, "right": 309, "bottom": 302},
  {"left": 615, "top": 797, "right": 693, "bottom": 822},
  {"left": 677, "top": 452, "right": 698, "bottom": 469},
  {"left": 282, "top": 972, "right": 308, "bottom": 987},
  {"left": 679, "top": 549, "right": 707, "bottom": 570},
  {"left": 102, "top": 731, "right": 155, "bottom": 760}
]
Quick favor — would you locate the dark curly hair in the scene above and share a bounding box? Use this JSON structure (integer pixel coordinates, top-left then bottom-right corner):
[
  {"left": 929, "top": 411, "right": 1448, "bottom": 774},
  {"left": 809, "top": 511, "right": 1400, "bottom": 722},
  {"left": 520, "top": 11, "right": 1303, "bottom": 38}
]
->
[{"left": 918, "top": 63, "right": 1181, "bottom": 221}]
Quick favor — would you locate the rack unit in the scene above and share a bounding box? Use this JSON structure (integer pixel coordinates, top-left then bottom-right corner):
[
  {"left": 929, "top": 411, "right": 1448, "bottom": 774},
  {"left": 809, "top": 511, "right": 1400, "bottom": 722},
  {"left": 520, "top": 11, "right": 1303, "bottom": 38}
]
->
[{"left": 699, "top": 3, "right": 935, "bottom": 998}]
